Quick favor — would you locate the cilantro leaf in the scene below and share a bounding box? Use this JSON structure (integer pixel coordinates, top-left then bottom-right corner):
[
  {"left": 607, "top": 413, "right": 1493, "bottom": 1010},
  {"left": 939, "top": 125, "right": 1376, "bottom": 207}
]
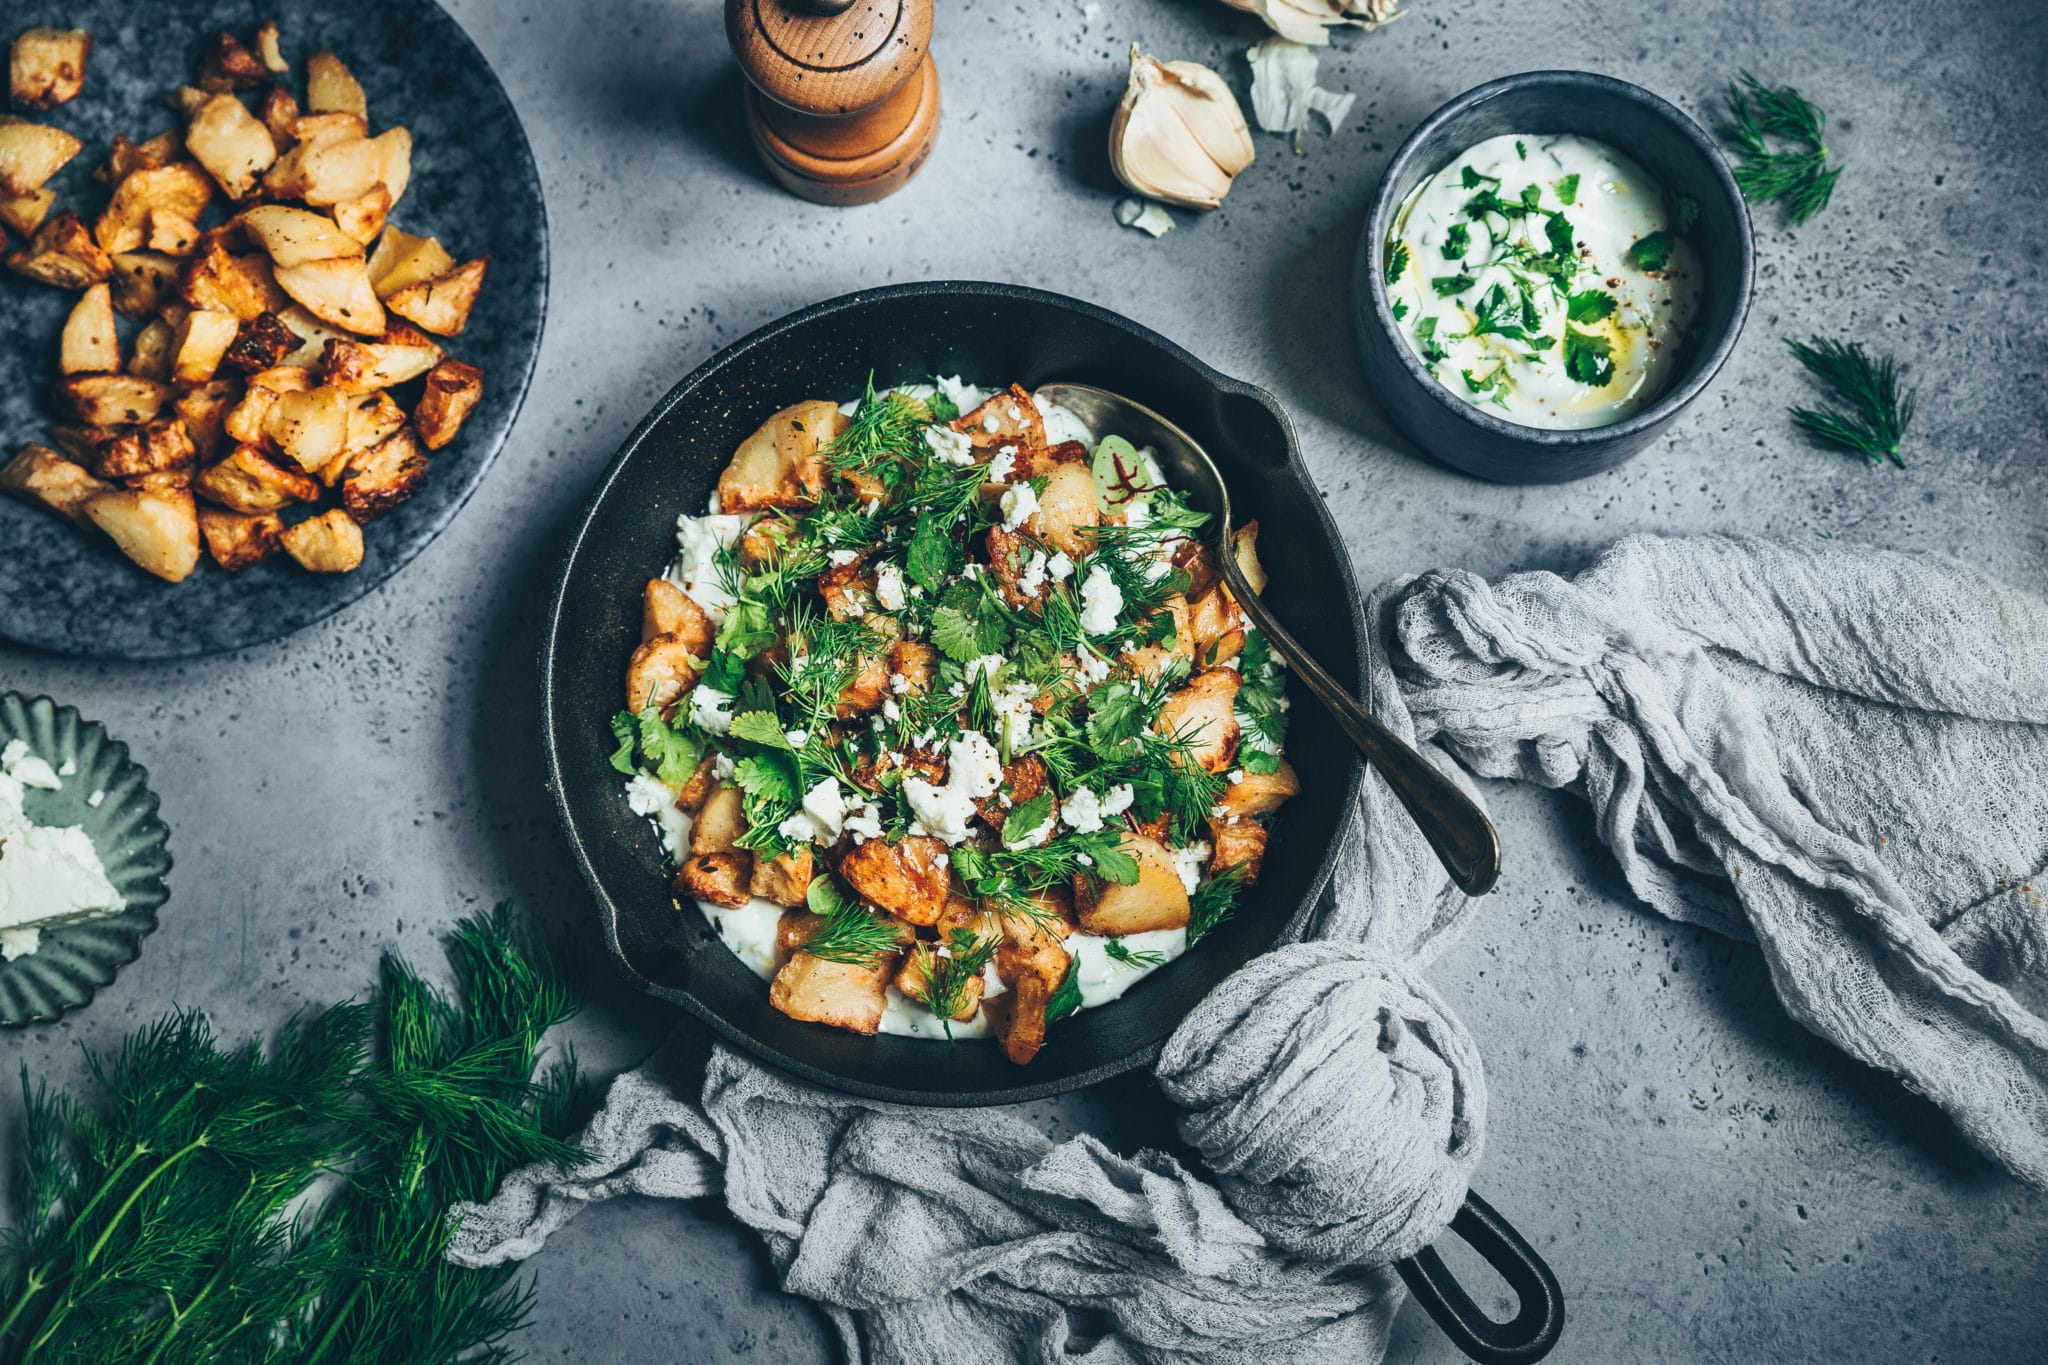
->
[
  {"left": 701, "top": 648, "right": 746, "bottom": 695},
  {"left": 1519, "top": 184, "right": 1543, "bottom": 212},
  {"left": 637, "top": 710, "right": 702, "bottom": 787},
  {"left": 1240, "top": 748, "right": 1282, "bottom": 775},
  {"left": 607, "top": 712, "right": 638, "bottom": 775},
  {"left": 1459, "top": 164, "right": 1497, "bottom": 190},
  {"left": 1383, "top": 241, "right": 1409, "bottom": 287},
  {"left": 1515, "top": 139, "right": 1527, "bottom": 160},
  {"left": 1430, "top": 274, "right": 1476, "bottom": 297},
  {"left": 728, "top": 711, "right": 793, "bottom": 750},
  {"left": 1414, "top": 315, "right": 1447, "bottom": 365},
  {"left": 734, "top": 751, "right": 797, "bottom": 805},
  {"left": 924, "top": 386, "right": 960, "bottom": 423},
  {"left": 1001, "top": 791, "right": 1056, "bottom": 847},
  {"left": 1085, "top": 681, "right": 1147, "bottom": 750},
  {"left": 715, "top": 598, "right": 776, "bottom": 659},
  {"left": 1044, "top": 956, "right": 1083, "bottom": 1024},
  {"left": 1441, "top": 223, "right": 1470, "bottom": 259},
  {"left": 1543, "top": 213, "right": 1577, "bottom": 259},
  {"left": 1625, "top": 231, "right": 1672, "bottom": 271},
  {"left": 1563, "top": 327, "right": 1615, "bottom": 386},
  {"left": 930, "top": 605, "right": 982, "bottom": 663},
  {"left": 1392, "top": 300, "right": 1409, "bottom": 321},
  {"left": 1566, "top": 290, "right": 1616, "bottom": 324},
  {"left": 1090, "top": 842, "right": 1141, "bottom": 886},
  {"left": 1555, "top": 173, "right": 1580, "bottom": 205}
]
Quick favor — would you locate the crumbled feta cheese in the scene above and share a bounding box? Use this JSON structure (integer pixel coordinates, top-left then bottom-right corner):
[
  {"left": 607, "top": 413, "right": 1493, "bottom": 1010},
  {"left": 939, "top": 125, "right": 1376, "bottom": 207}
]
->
[
  {"left": 1061, "top": 783, "right": 1134, "bottom": 834},
  {"left": 712, "top": 751, "right": 737, "bottom": 781},
  {"left": 1, "top": 741, "right": 60, "bottom": 791},
  {"left": 925, "top": 425, "right": 976, "bottom": 465},
  {"left": 874, "top": 561, "right": 906, "bottom": 612},
  {"left": 666, "top": 513, "right": 753, "bottom": 622},
  {"left": 1078, "top": 565, "right": 1124, "bottom": 636},
  {"left": 1143, "top": 554, "right": 1173, "bottom": 582},
  {"left": 889, "top": 672, "right": 912, "bottom": 695},
  {"left": 1015, "top": 550, "right": 1049, "bottom": 598},
  {"left": 991, "top": 679, "right": 1039, "bottom": 752},
  {"left": 57, "top": 757, "right": 75, "bottom": 777},
  {"left": 1227, "top": 769, "right": 1245, "bottom": 785},
  {"left": 999, "top": 481, "right": 1039, "bottom": 530},
  {"left": 1046, "top": 551, "right": 1075, "bottom": 583},
  {"left": 801, "top": 777, "right": 846, "bottom": 839},
  {"left": 904, "top": 730, "right": 1005, "bottom": 845},
  {"left": 1032, "top": 392, "right": 1095, "bottom": 447},
  {"left": 689, "top": 684, "right": 735, "bottom": 734},
  {"left": 626, "top": 774, "right": 692, "bottom": 861},
  {"left": 0, "top": 753, "right": 125, "bottom": 955},
  {"left": 827, "top": 548, "right": 860, "bottom": 567},
  {"left": 784, "top": 728, "right": 809, "bottom": 749},
  {"left": 982, "top": 413, "right": 1001, "bottom": 433},
  {"left": 1168, "top": 841, "right": 1212, "bottom": 895},
  {"left": 882, "top": 698, "right": 901, "bottom": 721},
  {"left": 965, "top": 654, "right": 1006, "bottom": 682},
  {"left": 1006, "top": 403, "right": 1024, "bottom": 423},
  {"left": 843, "top": 797, "right": 884, "bottom": 843},
  {"left": 1076, "top": 852, "right": 1095, "bottom": 867},
  {"left": 935, "top": 375, "right": 989, "bottom": 413},
  {"left": 987, "top": 447, "right": 1017, "bottom": 484},
  {"left": 85, "top": 790, "right": 104, "bottom": 808}
]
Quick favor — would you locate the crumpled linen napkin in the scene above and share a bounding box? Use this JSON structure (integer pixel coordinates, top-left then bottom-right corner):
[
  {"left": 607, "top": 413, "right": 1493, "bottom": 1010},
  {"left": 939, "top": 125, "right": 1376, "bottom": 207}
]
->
[{"left": 449, "top": 532, "right": 2048, "bottom": 1361}]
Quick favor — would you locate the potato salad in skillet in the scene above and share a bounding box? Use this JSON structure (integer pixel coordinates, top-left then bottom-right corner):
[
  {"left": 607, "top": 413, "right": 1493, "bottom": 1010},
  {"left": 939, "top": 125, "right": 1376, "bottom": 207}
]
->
[{"left": 610, "top": 377, "right": 1298, "bottom": 1065}]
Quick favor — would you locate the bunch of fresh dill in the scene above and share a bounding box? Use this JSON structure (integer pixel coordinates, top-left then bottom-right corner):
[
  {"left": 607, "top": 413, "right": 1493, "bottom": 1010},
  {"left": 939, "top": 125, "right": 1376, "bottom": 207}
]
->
[
  {"left": 0, "top": 906, "right": 582, "bottom": 1365},
  {"left": 1718, "top": 72, "right": 1844, "bottom": 226},
  {"left": 1785, "top": 336, "right": 1917, "bottom": 467}
]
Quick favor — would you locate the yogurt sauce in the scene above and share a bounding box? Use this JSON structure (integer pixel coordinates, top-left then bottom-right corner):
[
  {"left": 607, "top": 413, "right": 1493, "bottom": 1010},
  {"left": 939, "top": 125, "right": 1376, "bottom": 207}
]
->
[
  {"left": 626, "top": 379, "right": 1198, "bottom": 1041},
  {"left": 1386, "top": 134, "right": 1701, "bottom": 429}
]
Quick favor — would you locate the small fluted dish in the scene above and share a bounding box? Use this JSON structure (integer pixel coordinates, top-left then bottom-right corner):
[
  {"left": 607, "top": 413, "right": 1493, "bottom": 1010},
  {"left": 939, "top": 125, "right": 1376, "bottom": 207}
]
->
[{"left": 0, "top": 694, "right": 172, "bottom": 1025}]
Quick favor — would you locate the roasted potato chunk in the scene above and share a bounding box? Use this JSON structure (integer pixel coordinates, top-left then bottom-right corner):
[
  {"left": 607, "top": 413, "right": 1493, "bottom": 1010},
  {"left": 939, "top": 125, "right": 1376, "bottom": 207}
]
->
[
  {"left": 952, "top": 383, "right": 1045, "bottom": 454},
  {"left": 339, "top": 426, "right": 425, "bottom": 521},
  {"left": 193, "top": 442, "right": 320, "bottom": 513},
  {"left": 6, "top": 211, "right": 110, "bottom": 288},
  {"left": 626, "top": 633, "right": 703, "bottom": 714},
  {"left": 0, "top": 115, "right": 82, "bottom": 196},
  {"left": 716, "top": 399, "right": 844, "bottom": 513},
  {"left": 10, "top": 29, "right": 91, "bottom": 111},
  {"left": 108, "top": 250, "right": 177, "bottom": 316},
  {"left": 1187, "top": 583, "right": 1248, "bottom": 665},
  {"left": 690, "top": 786, "right": 746, "bottom": 855},
  {"left": 262, "top": 385, "right": 349, "bottom": 473},
  {"left": 769, "top": 949, "right": 895, "bottom": 1034},
  {"left": 411, "top": 358, "right": 482, "bottom": 450},
  {"left": 641, "top": 578, "right": 713, "bottom": 652},
  {"left": 1156, "top": 667, "right": 1242, "bottom": 774},
  {"left": 384, "top": 257, "right": 485, "bottom": 337},
  {"left": 181, "top": 239, "right": 284, "bottom": 320},
  {"left": 749, "top": 848, "right": 815, "bottom": 908},
  {"left": 1214, "top": 760, "right": 1299, "bottom": 819},
  {"left": 321, "top": 332, "right": 438, "bottom": 394},
  {"left": 1231, "top": 520, "right": 1268, "bottom": 594},
  {"left": 196, "top": 506, "right": 282, "bottom": 570},
  {"left": 0, "top": 186, "right": 53, "bottom": 237},
  {"left": 185, "top": 92, "right": 277, "bottom": 197},
  {"left": 368, "top": 127, "right": 410, "bottom": 203},
  {"left": 95, "top": 163, "right": 213, "bottom": 255},
  {"left": 170, "top": 309, "right": 240, "bottom": 383},
  {"left": 677, "top": 850, "right": 752, "bottom": 909},
  {"left": 304, "top": 51, "right": 367, "bottom": 117},
  {"left": 1207, "top": 817, "right": 1268, "bottom": 885},
  {"left": 889, "top": 639, "right": 937, "bottom": 693},
  {"left": 86, "top": 419, "right": 195, "bottom": 480},
  {"left": 973, "top": 754, "right": 1057, "bottom": 832},
  {"left": 895, "top": 942, "right": 986, "bottom": 1023},
  {"left": 274, "top": 254, "right": 385, "bottom": 334},
  {"left": 365, "top": 226, "right": 453, "bottom": 297},
  {"left": 60, "top": 374, "right": 169, "bottom": 426},
  {"left": 222, "top": 311, "right": 298, "bottom": 373},
  {"left": 333, "top": 183, "right": 391, "bottom": 244},
  {"left": 775, "top": 908, "right": 825, "bottom": 962},
  {"left": 987, "top": 972, "right": 1051, "bottom": 1066},
  {"left": 1, "top": 443, "right": 108, "bottom": 525},
  {"left": 258, "top": 83, "right": 299, "bottom": 144},
  {"left": 1028, "top": 460, "right": 1098, "bottom": 558},
  {"left": 264, "top": 132, "right": 380, "bottom": 205},
  {"left": 254, "top": 22, "right": 287, "bottom": 74},
  {"left": 197, "top": 31, "right": 267, "bottom": 92},
  {"left": 279, "top": 507, "right": 364, "bottom": 572},
  {"left": 239, "top": 203, "right": 361, "bottom": 266},
  {"left": 1075, "top": 832, "right": 1190, "bottom": 937},
  {"left": 83, "top": 486, "right": 201, "bottom": 582},
  {"left": 836, "top": 834, "right": 950, "bottom": 926},
  {"left": 58, "top": 283, "right": 119, "bottom": 375}
]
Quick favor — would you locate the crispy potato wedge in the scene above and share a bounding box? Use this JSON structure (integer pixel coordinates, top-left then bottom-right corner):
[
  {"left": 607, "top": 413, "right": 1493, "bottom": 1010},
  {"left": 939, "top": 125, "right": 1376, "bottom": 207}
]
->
[
  {"left": 197, "top": 31, "right": 267, "bottom": 92},
  {"left": 193, "top": 441, "right": 320, "bottom": 513},
  {"left": 274, "top": 254, "right": 385, "bottom": 334},
  {"left": 95, "top": 162, "right": 213, "bottom": 254},
  {"left": 1187, "top": 582, "right": 1248, "bottom": 666},
  {"left": 1231, "top": 520, "right": 1267, "bottom": 595},
  {"left": 263, "top": 384, "right": 349, "bottom": 473},
  {"left": 185, "top": 92, "right": 277, "bottom": 198},
  {"left": 1156, "top": 667, "right": 1242, "bottom": 774},
  {"left": 268, "top": 302, "right": 352, "bottom": 366},
  {"left": 222, "top": 310, "right": 297, "bottom": 373},
  {"left": 365, "top": 226, "right": 453, "bottom": 297},
  {"left": 60, "top": 374, "right": 169, "bottom": 426},
  {"left": 86, "top": 418, "right": 195, "bottom": 480},
  {"left": 0, "top": 116, "right": 82, "bottom": 196},
  {"left": 749, "top": 849, "right": 815, "bottom": 908},
  {"left": 108, "top": 250, "right": 178, "bottom": 316},
  {"left": 127, "top": 317, "right": 173, "bottom": 381},
  {"left": 952, "top": 383, "right": 1046, "bottom": 455},
  {"left": 265, "top": 132, "right": 380, "bottom": 205},
  {"left": 222, "top": 365, "right": 308, "bottom": 445},
  {"left": 338, "top": 425, "right": 424, "bottom": 520},
  {"left": 239, "top": 203, "right": 361, "bottom": 265},
  {"left": 279, "top": 507, "right": 363, "bottom": 572},
  {"left": 0, "top": 186, "right": 53, "bottom": 237},
  {"left": 625, "top": 633, "right": 702, "bottom": 714},
  {"left": 368, "top": 126, "right": 410, "bottom": 204},
  {"left": 258, "top": 83, "right": 299, "bottom": 145},
  {"left": 836, "top": 834, "right": 950, "bottom": 927},
  {"left": 1, "top": 443, "right": 108, "bottom": 525},
  {"left": 84, "top": 486, "right": 201, "bottom": 582},
  {"left": 196, "top": 506, "right": 282, "bottom": 570},
  {"left": 641, "top": 578, "right": 712, "bottom": 649},
  {"left": 338, "top": 389, "right": 405, "bottom": 471},
  {"left": 169, "top": 309, "right": 239, "bottom": 383},
  {"left": 145, "top": 209, "right": 200, "bottom": 256},
  {"left": 253, "top": 21, "right": 287, "bottom": 72},
  {"left": 383, "top": 257, "right": 485, "bottom": 337},
  {"left": 10, "top": 29, "right": 92, "bottom": 111},
  {"left": 333, "top": 184, "right": 391, "bottom": 244},
  {"left": 304, "top": 51, "right": 366, "bottom": 117},
  {"left": 1075, "top": 832, "right": 1190, "bottom": 937},
  {"left": 716, "top": 398, "right": 843, "bottom": 513},
  {"left": 286, "top": 110, "right": 366, "bottom": 149},
  {"left": 180, "top": 239, "right": 284, "bottom": 319},
  {"left": 769, "top": 950, "right": 895, "bottom": 1035},
  {"left": 987, "top": 972, "right": 1051, "bottom": 1066},
  {"left": 1214, "top": 759, "right": 1299, "bottom": 819},
  {"left": 691, "top": 787, "right": 746, "bottom": 855},
  {"left": 1207, "top": 817, "right": 1267, "bottom": 885},
  {"left": 174, "top": 382, "right": 236, "bottom": 462},
  {"left": 58, "top": 283, "right": 119, "bottom": 375},
  {"left": 677, "top": 850, "right": 752, "bottom": 909},
  {"left": 6, "top": 211, "right": 110, "bottom": 288},
  {"left": 99, "top": 130, "right": 182, "bottom": 185},
  {"left": 321, "top": 332, "right": 438, "bottom": 394}
]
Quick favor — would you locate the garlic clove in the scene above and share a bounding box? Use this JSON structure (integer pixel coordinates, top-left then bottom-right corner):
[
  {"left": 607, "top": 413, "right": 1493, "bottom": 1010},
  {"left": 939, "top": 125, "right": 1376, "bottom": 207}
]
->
[{"left": 1109, "top": 45, "right": 1255, "bottom": 211}]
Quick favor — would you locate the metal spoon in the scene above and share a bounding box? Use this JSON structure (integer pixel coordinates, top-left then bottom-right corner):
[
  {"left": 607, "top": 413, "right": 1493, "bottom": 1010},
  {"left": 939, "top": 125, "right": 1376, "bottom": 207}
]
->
[{"left": 1038, "top": 383, "right": 1501, "bottom": 897}]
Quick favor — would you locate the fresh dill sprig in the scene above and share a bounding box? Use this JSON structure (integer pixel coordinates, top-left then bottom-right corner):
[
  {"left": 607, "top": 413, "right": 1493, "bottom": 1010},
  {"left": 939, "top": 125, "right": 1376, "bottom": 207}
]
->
[
  {"left": 1188, "top": 864, "right": 1249, "bottom": 944},
  {"left": 824, "top": 375, "right": 928, "bottom": 480},
  {"left": 906, "top": 930, "right": 1001, "bottom": 1040},
  {"left": 1785, "top": 336, "right": 1916, "bottom": 467},
  {"left": 0, "top": 905, "right": 581, "bottom": 1365},
  {"left": 1102, "top": 939, "right": 1164, "bottom": 969},
  {"left": 799, "top": 876, "right": 904, "bottom": 965},
  {"left": 1718, "top": 72, "right": 1843, "bottom": 226}
]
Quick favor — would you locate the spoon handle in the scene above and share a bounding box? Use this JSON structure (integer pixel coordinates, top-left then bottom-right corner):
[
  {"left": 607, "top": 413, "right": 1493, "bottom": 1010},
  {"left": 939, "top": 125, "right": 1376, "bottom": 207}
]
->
[{"left": 1225, "top": 565, "right": 1501, "bottom": 896}]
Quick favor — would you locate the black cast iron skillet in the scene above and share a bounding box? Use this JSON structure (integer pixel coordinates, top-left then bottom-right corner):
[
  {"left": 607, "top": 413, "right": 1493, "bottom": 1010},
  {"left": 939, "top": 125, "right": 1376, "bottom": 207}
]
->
[{"left": 540, "top": 281, "right": 1561, "bottom": 1361}]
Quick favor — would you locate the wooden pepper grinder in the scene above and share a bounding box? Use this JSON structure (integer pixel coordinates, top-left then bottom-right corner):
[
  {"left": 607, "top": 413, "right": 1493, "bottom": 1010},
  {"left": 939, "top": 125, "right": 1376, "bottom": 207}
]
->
[{"left": 726, "top": 0, "right": 940, "bottom": 206}]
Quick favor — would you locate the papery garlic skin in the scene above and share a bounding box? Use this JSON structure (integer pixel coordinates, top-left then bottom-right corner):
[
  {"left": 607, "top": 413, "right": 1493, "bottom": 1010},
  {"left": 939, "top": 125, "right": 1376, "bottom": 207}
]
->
[
  {"left": 1109, "top": 45, "right": 1255, "bottom": 211},
  {"left": 1217, "top": 0, "right": 1404, "bottom": 46},
  {"left": 1246, "top": 37, "right": 1355, "bottom": 149}
]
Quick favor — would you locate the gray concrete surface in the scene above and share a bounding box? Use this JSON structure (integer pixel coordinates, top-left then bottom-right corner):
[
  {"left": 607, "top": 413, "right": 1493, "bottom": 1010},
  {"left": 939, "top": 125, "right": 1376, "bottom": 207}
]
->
[{"left": 5, "top": 1, "right": 2047, "bottom": 1361}]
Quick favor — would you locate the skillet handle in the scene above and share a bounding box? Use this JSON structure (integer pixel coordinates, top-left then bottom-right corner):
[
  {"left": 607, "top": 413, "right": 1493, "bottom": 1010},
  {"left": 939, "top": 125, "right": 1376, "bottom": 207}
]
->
[{"left": 1395, "top": 1190, "right": 1563, "bottom": 1364}]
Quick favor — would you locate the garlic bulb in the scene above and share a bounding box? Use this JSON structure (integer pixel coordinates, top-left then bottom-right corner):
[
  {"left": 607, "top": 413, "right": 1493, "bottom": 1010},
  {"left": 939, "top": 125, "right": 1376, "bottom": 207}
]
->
[
  {"left": 1216, "top": 0, "right": 1404, "bottom": 47},
  {"left": 1109, "top": 45, "right": 1255, "bottom": 211}
]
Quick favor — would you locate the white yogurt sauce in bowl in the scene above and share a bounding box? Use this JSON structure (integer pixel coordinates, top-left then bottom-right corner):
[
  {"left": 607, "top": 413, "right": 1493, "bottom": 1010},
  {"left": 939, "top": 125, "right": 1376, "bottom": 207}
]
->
[{"left": 1385, "top": 133, "right": 1701, "bottom": 430}]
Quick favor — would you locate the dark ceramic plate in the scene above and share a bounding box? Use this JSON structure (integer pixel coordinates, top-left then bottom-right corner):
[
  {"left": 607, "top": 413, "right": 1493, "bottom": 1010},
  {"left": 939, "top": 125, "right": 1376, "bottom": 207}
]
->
[
  {"left": 0, "top": 0, "right": 546, "bottom": 659},
  {"left": 543, "top": 282, "right": 1367, "bottom": 1107}
]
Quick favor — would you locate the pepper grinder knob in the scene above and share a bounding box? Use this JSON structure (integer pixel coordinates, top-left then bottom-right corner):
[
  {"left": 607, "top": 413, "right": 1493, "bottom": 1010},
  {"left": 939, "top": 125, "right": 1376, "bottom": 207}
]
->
[{"left": 725, "top": 0, "right": 940, "bottom": 206}]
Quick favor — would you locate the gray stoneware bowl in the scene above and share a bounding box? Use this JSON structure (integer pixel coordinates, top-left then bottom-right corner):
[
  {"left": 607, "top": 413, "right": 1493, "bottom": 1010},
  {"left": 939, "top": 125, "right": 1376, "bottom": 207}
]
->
[
  {"left": 543, "top": 281, "right": 1366, "bottom": 1108},
  {"left": 1352, "top": 70, "right": 1753, "bottom": 484}
]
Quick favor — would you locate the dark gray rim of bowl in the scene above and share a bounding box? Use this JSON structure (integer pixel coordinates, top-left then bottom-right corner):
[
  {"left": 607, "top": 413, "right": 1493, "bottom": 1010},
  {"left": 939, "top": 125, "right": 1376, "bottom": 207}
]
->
[
  {"left": 540, "top": 279, "right": 1369, "bottom": 1106},
  {"left": 1360, "top": 69, "right": 1754, "bottom": 449}
]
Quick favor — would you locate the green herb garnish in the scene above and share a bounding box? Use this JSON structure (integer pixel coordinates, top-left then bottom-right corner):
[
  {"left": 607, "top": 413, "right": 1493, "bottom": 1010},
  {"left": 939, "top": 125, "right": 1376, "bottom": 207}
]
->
[
  {"left": 1431, "top": 274, "right": 1476, "bottom": 297},
  {"left": 1555, "top": 172, "right": 1580, "bottom": 205},
  {"left": 1188, "top": 865, "right": 1249, "bottom": 944},
  {"left": 1384, "top": 240, "right": 1409, "bottom": 287},
  {"left": 1625, "top": 231, "right": 1673, "bottom": 272},
  {"left": 1103, "top": 939, "right": 1165, "bottom": 969},
  {"left": 1718, "top": 72, "right": 1843, "bottom": 225},
  {"left": 1044, "top": 956, "right": 1084, "bottom": 1025},
  {"left": 1441, "top": 223, "right": 1470, "bottom": 259},
  {"left": 1785, "top": 336, "right": 1916, "bottom": 467},
  {"left": 1563, "top": 327, "right": 1614, "bottom": 387},
  {"left": 801, "top": 876, "right": 904, "bottom": 965},
  {"left": 1566, "top": 289, "right": 1616, "bottom": 324}
]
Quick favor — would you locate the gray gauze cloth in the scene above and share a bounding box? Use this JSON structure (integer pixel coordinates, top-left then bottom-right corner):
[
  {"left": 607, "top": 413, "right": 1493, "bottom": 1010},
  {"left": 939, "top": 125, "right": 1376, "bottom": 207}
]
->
[{"left": 449, "top": 531, "right": 2048, "bottom": 1357}]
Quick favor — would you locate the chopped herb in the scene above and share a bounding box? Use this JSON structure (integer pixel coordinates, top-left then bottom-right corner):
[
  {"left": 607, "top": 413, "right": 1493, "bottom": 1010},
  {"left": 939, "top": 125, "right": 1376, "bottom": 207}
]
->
[
  {"left": 1001, "top": 790, "right": 1056, "bottom": 847},
  {"left": 1563, "top": 327, "right": 1615, "bottom": 387},
  {"left": 1414, "top": 315, "right": 1447, "bottom": 365},
  {"left": 801, "top": 876, "right": 905, "bottom": 965},
  {"left": 1392, "top": 300, "right": 1409, "bottom": 321},
  {"left": 1431, "top": 274, "right": 1476, "bottom": 297},
  {"left": 1519, "top": 184, "right": 1543, "bottom": 212},
  {"left": 1044, "top": 956, "right": 1084, "bottom": 1024},
  {"left": 1459, "top": 164, "right": 1498, "bottom": 190},
  {"left": 1555, "top": 172, "right": 1580, "bottom": 205},
  {"left": 1441, "top": 222, "right": 1471, "bottom": 258},
  {"left": 1188, "top": 865, "right": 1249, "bottom": 944},
  {"left": 727, "top": 710, "right": 793, "bottom": 750},
  {"left": 1717, "top": 71, "right": 1843, "bottom": 225},
  {"left": 1785, "top": 336, "right": 1916, "bottom": 467},
  {"left": 1566, "top": 289, "right": 1616, "bottom": 324},
  {"left": 609, "top": 707, "right": 701, "bottom": 787},
  {"left": 1543, "top": 212, "right": 1576, "bottom": 259},
  {"left": 1383, "top": 240, "right": 1409, "bottom": 287},
  {"left": 1515, "top": 139, "right": 1527, "bottom": 160},
  {"left": 1103, "top": 939, "right": 1165, "bottom": 969},
  {"left": 1625, "top": 231, "right": 1673, "bottom": 272}
]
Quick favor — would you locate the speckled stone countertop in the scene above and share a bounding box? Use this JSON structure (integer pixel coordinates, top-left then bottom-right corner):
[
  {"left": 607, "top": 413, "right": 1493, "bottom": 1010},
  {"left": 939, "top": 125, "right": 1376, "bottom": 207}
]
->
[{"left": 4, "top": 1, "right": 2045, "bottom": 1361}]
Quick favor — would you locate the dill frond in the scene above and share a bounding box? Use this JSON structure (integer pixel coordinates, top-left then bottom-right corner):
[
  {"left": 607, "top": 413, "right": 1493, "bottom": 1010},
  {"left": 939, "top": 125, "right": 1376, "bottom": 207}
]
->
[{"left": 1785, "top": 336, "right": 1916, "bottom": 467}]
